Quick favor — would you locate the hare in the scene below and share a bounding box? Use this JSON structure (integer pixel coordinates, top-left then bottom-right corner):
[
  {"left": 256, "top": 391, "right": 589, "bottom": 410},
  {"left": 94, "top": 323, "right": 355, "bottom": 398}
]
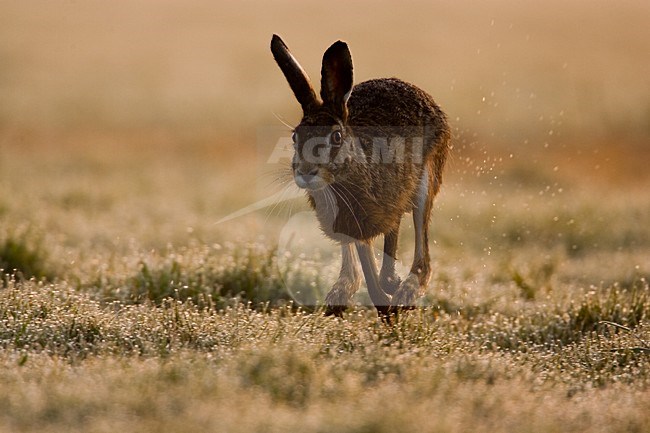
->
[{"left": 271, "top": 34, "right": 450, "bottom": 318}]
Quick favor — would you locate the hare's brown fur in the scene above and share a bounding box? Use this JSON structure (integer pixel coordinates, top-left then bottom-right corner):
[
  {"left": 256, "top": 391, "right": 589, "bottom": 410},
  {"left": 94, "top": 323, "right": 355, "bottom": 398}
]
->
[
  {"left": 307, "top": 78, "right": 449, "bottom": 240},
  {"left": 271, "top": 35, "right": 449, "bottom": 318}
]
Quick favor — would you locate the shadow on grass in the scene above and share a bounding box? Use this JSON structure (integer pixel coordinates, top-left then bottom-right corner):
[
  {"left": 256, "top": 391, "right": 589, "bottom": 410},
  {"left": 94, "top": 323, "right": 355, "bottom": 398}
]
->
[
  {"left": 96, "top": 244, "right": 325, "bottom": 311},
  {"left": 0, "top": 235, "right": 55, "bottom": 283}
]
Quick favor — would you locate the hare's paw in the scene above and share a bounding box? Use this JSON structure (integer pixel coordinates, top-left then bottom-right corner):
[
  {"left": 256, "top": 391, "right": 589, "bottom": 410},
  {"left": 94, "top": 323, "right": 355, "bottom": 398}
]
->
[
  {"left": 324, "top": 282, "right": 354, "bottom": 317},
  {"left": 392, "top": 274, "right": 422, "bottom": 309},
  {"left": 380, "top": 274, "right": 401, "bottom": 296}
]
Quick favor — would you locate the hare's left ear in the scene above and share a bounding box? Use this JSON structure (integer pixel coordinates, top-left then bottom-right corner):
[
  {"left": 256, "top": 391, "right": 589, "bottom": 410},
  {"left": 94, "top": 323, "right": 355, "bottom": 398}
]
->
[
  {"left": 320, "top": 40, "right": 353, "bottom": 119},
  {"left": 271, "top": 34, "right": 320, "bottom": 113}
]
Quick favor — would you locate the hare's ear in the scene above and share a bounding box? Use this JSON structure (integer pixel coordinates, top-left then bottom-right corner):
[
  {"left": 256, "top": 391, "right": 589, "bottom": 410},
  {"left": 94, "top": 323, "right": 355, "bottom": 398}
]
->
[
  {"left": 271, "top": 34, "right": 319, "bottom": 113},
  {"left": 320, "top": 40, "right": 353, "bottom": 119}
]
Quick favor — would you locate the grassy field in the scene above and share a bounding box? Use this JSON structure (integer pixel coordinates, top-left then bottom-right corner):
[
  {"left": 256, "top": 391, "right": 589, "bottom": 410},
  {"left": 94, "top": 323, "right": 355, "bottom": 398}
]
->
[{"left": 1, "top": 1, "right": 650, "bottom": 432}]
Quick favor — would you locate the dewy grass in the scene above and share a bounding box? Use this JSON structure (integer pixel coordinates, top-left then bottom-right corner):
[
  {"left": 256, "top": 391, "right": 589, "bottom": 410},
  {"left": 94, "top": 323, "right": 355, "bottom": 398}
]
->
[
  {"left": 473, "top": 283, "right": 650, "bottom": 351},
  {"left": 1, "top": 278, "right": 650, "bottom": 433},
  {"left": 2, "top": 277, "right": 648, "bottom": 363}
]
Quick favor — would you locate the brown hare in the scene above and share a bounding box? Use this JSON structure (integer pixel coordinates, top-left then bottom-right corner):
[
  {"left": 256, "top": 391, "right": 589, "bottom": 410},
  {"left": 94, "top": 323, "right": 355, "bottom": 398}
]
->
[{"left": 271, "top": 34, "right": 450, "bottom": 318}]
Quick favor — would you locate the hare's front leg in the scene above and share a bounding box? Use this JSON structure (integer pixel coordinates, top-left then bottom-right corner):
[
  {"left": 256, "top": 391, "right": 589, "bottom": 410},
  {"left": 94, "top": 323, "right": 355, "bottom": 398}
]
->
[
  {"left": 324, "top": 243, "right": 362, "bottom": 316},
  {"left": 355, "top": 240, "right": 392, "bottom": 317},
  {"left": 379, "top": 227, "right": 401, "bottom": 295},
  {"left": 393, "top": 166, "right": 434, "bottom": 308}
]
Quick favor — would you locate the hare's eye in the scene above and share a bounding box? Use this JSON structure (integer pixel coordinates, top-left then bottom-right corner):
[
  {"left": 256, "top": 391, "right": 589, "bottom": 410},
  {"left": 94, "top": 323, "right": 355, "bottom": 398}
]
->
[
  {"left": 291, "top": 131, "right": 297, "bottom": 143},
  {"left": 330, "top": 130, "right": 342, "bottom": 146}
]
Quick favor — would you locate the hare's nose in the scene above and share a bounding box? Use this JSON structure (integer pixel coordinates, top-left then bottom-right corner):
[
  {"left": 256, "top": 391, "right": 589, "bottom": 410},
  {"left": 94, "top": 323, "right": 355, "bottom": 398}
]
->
[
  {"left": 296, "top": 167, "right": 319, "bottom": 178},
  {"left": 294, "top": 166, "right": 324, "bottom": 190}
]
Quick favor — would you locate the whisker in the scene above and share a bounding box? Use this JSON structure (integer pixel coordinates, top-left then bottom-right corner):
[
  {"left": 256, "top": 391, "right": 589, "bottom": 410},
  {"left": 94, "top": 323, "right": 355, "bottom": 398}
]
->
[
  {"left": 273, "top": 112, "right": 295, "bottom": 131},
  {"left": 288, "top": 193, "right": 295, "bottom": 218},
  {"left": 260, "top": 168, "right": 294, "bottom": 188},
  {"left": 265, "top": 181, "right": 300, "bottom": 223},
  {"left": 323, "top": 188, "right": 334, "bottom": 218},
  {"left": 265, "top": 183, "right": 300, "bottom": 222},
  {"left": 330, "top": 184, "right": 364, "bottom": 239},
  {"left": 334, "top": 182, "right": 368, "bottom": 223},
  {"left": 215, "top": 186, "right": 302, "bottom": 225},
  {"left": 335, "top": 182, "right": 365, "bottom": 212},
  {"left": 325, "top": 187, "right": 339, "bottom": 232},
  {"left": 264, "top": 183, "right": 290, "bottom": 222}
]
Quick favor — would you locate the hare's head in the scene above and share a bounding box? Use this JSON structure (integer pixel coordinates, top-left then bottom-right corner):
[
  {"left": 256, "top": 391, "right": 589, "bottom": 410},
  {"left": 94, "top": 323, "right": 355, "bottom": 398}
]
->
[{"left": 271, "top": 35, "right": 359, "bottom": 191}]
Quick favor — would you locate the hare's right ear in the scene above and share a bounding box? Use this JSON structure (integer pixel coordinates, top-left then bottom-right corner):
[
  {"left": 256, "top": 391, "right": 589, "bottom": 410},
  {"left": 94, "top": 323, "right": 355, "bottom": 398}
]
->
[
  {"left": 271, "top": 35, "right": 319, "bottom": 113},
  {"left": 320, "top": 40, "right": 353, "bottom": 120}
]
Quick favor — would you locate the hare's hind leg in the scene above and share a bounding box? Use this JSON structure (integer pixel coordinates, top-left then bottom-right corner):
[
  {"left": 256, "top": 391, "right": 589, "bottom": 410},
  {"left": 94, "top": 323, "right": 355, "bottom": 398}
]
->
[
  {"left": 324, "top": 243, "right": 362, "bottom": 316},
  {"left": 393, "top": 164, "right": 435, "bottom": 308}
]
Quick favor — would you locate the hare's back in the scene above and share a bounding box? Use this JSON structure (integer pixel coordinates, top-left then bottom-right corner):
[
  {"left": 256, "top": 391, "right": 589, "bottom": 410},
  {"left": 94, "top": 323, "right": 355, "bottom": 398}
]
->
[{"left": 347, "top": 78, "right": 445, "bottom": 128}]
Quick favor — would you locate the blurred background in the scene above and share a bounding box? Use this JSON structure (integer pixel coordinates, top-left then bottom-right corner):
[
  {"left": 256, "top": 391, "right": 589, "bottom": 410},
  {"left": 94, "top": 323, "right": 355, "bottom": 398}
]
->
[
  {"left": 0, "top": 0, "right": 649, "bottom": 294},
  {"left": 1, "top": 1, "right": 648, "bottom": 146}
]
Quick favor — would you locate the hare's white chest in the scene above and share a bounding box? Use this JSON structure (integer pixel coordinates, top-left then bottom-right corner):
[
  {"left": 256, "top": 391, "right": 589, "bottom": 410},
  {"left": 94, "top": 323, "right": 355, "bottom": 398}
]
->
[{"left": 310, "top": 189, "right": 339, "bottom": 233}]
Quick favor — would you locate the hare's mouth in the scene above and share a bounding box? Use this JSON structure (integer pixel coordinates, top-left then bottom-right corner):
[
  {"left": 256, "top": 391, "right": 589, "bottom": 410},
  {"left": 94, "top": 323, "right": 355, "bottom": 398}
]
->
[{"left": 294, "top": 173, "right": 328, "bottom": 191}]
